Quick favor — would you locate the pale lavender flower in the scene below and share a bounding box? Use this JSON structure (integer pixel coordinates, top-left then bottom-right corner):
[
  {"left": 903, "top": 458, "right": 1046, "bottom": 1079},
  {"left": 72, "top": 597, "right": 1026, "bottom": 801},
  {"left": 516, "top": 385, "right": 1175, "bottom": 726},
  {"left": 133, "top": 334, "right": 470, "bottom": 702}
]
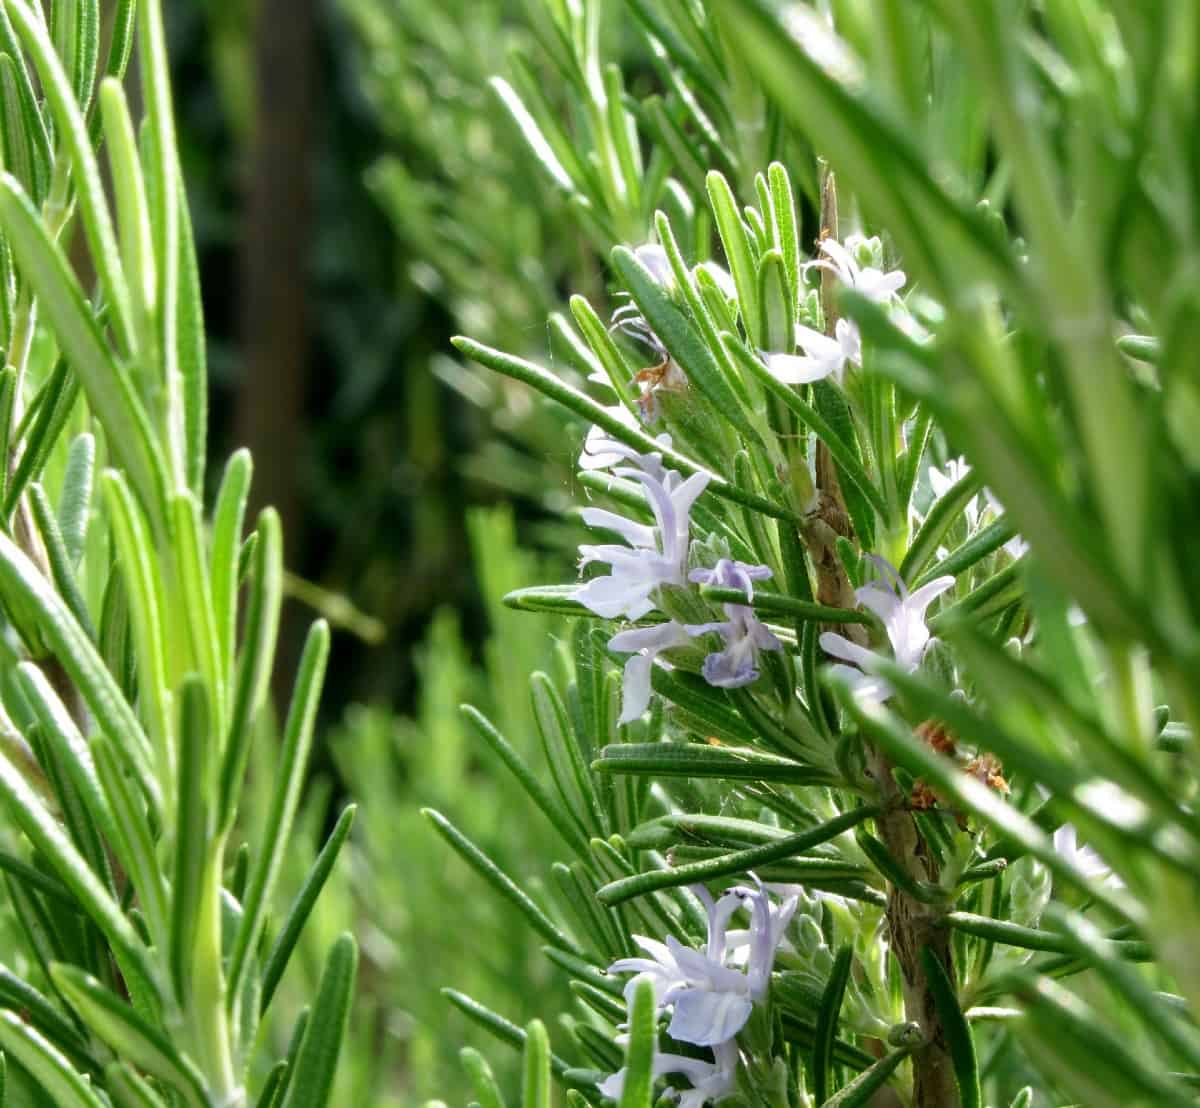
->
[
  {"left": 820, "top": 557, "right": 954, "bottom": 703},
  {"left": 765, "top": 318, "right": 861, "bottom": 386},
  {"left": 608, "top": 886, "right": 751, "bottom": 1047},
  {"left": 606, "top": 882, "right": 794, "bottom": 1049},
  {"left": 806, "top": 234, "right": 906, "bottom": 303},
  {"left": 729, "top": 882, "right": 799, "bottom": 1001},
  {"left": 598, "top": 1038, "right": 740, "bottom": 1107},
  {"left": 577, "top": 450, "right": 710, "bottom": 621},
  {"left": 687, "top": 560, "right": 782, "bottom": 689},
  {"left": 608, "top": 622, "right": 695, "bottom": 724}
]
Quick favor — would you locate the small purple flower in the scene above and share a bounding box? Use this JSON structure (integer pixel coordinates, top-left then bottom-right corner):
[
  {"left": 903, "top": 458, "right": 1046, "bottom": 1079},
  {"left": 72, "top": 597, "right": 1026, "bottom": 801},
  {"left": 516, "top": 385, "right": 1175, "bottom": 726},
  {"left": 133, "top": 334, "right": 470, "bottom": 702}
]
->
[{"left": 686, "top": 560, "right": 783, "bottom": 689}]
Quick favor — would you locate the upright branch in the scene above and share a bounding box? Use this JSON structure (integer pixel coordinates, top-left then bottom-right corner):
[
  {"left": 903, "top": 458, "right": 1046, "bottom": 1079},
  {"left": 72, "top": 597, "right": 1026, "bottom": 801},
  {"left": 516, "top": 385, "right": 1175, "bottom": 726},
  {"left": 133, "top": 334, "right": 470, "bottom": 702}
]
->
[{"left": 804, "top": 167, "right": 961, "bottom": 1108}]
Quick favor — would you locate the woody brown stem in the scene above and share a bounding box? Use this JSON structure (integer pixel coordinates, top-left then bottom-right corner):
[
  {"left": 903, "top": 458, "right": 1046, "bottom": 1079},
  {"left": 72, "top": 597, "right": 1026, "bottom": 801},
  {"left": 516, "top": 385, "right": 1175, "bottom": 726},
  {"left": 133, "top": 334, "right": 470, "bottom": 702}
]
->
[{"left": 805, "top": 167, "right": 960, "bottom": 1108}]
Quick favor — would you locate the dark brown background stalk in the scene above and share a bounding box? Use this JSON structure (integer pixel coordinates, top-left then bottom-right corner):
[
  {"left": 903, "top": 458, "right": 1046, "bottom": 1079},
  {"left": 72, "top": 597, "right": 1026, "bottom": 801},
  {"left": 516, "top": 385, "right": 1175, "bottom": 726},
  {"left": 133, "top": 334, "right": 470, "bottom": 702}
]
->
[{"left": 803, "top": 168, "right": 961, "bottom": 1108}]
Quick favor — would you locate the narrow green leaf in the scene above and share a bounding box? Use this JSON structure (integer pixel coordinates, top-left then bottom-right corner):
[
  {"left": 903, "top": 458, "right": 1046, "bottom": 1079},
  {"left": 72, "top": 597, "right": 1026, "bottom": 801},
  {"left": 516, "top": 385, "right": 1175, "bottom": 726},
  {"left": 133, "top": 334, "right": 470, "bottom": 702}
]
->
[
  {"left": 521, "top": 1020, "right": 552, "bottom": 1108},
  {"left": 618, "top": 978, "right": 656, "bottom": 1108},
  {"left": 819, "top": 1044, "right": 914, "bottom": 1107},
  {"left": 176, "top": 172, "right": 207, "bottom": 494},
  {"left": 99, "top": 78, "right": 155, "bottom": 338},
  {"left": 0, "top": 743, "right": 157, "bottom": 992},
  {"left": 136, "top": 0, "right": 187, "bottom": 485},
  {"left": 230, "top": 621, "right": 330, "bottom": 1008},
  {"left": 707, "top": 171, "right": 763, "bottom": 343},
  {"left": 462, "top": 706, "right": 590, "bottom": 859},
  {"left": 0, "top": 963, "right": 97, "bottom": 1073},
  {"left": 6, "top": 358, "right": 80, "bottom": 518},
  {"left": 1018, "top": 976, "right": 1195, "bottom": 1108},
  {"left": 51, "top": 966, "right": 207, "bottom": 1107},
  {"left": 920, "top": 947, "right": 980, "bottom": 1108},
  {"left": 278, "top": 933, "right": 358, "bottom": 1108},
  {"left": 594, "top": 742, "right": 834, "bottom": 785},
  {"left": 0, "top": 52, "right": 50, "bottom": 204},
  {"left": 443, "top": 990, "right": 570, "bottom": 1078},
  {"left": 171, "top": 491, "right": 224, "bottom": 727},
  {"left": 813, "top": 945, "right": 853, "bottom": 1103},
  {"left": 611, "top": 244, "right": 755, "bottom": 436},
  {"left": 0, "top": 531, "right": 158, "bottom": 809},
  {"left": 5, "top": 0, "right": 135, "bottom": 354},
  {"left": 597, "top": 805, "right": 880, "bottom": 904},
  {"left": 1043, "top": 905, "right": 1200, "bottom": 1071},
  {"left": 105, "top": 1061, "right": 169, "bottom": 1108},
  {"left": 210, "top": 449, "right": 252, "bottom": 686},
  {"left": 531, "top": 672, "right": 606, "bottom": 840},
  {"left": 170, "top": 677, "right": 207, "bottom": 1004},
  {"left": 0, "top": 1010, "right": 106, "bottom": 1108},
  {"left": 28, "top": 484, "right": 92, "bottom": 639},
  {"left": 101, "top": 471, "right": 172, "bottom": 782},
  {"left": 943, "top": 912, "right": 1149, "bottom": 959},
  {"left": 900, "top": 469, "right": 983, "bottom": 582},
  {"left": 56, "top": 433, "right": 94, "bottom": 566},
  {"left": 260, "top": 804, "right": 356, "bottom": 1016},
  {"left": 218, "top": 508, "right": 283, "bottom": 834},
  {"left": 0, "top": 174, "right": 167, "bottom": 517},
  {"left": 423, "top": 808, "right": 577, "bottom": 953},
  {"left": 15, "top": 662, "right": 115, "bottom": 893},
  {"left": 92, "top": 737, "right": 169, "bottom": 956},
  {"left": 461, "top": 1047, "right": 506, "bottom": 1108},
  {"left": 450, "top": 336, "right": 794, "bottom": 522},
  {"left": 697, "top": 585, "right": 870, "bottom": 624}
]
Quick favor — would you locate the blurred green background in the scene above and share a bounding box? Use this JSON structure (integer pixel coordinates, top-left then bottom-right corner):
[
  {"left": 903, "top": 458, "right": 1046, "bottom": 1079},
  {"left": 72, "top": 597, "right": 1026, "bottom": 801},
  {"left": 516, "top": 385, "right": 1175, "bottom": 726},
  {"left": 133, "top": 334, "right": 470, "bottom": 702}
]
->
[{"left": 166, "top": 0, "right": 617, "bottom": 1102}]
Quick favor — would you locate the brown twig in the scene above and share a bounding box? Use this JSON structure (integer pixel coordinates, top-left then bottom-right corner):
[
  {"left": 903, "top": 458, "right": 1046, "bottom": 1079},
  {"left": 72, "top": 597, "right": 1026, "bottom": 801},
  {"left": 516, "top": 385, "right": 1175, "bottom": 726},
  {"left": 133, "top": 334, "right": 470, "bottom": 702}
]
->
[{"left": 803, "top": 165, "right": 961, "bottom": 1108}]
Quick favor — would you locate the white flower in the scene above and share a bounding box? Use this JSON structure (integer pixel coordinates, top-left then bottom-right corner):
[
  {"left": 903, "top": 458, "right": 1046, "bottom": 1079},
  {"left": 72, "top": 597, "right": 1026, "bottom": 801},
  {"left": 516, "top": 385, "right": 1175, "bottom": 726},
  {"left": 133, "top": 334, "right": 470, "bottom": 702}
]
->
[
  {"left": 820, "top": 557, "right": 954, "bottom": 703},
  {"left": 807, "top": 235, "right": 906, "bottom": 303},
  {"left": 580, "top": 406, "right": 655, "bottom": 471},
  {"left": 577, "top": 450, "right": 710, "bottom": 621},
  {"left": 606, "top": 883, "right": 795, "bottom": 1049},
  {"left": 1053, "top": 824, "right": 1123, "bottom": 889},
  {"left": 765, "top": 318, "right": 861, "bottom": 386},
  {"left": 598, "top": 1038, "right": 740, "bottom": 1107},
  {"left": 983, "top": 488, "right": 1030, "bottom": 559},
  {"left": 608, "top": 622, "right": 695, "bottom": 724},
  {"left": 929, "top": 456, "right": 979, "bottom": 529}
]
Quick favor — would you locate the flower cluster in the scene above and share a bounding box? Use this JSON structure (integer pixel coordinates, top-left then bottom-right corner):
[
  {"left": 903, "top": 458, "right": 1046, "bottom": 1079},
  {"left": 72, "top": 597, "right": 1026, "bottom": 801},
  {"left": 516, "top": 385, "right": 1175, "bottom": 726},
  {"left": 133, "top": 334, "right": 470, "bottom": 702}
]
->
[
  {"left": 577, "top": 434, "right": 781, "bottom": 722},
  {"left": 599, "top": 882, "right": 797, "bottom": 1104}
]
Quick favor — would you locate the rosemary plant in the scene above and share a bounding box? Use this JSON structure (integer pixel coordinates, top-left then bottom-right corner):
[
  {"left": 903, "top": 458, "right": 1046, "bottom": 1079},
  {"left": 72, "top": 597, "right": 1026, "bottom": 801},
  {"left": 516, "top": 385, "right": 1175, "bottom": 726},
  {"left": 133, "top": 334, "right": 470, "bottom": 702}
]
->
[
  {"left": 433, "top": 2, "right": 1200, "bottom": 1107},
  {"left": 0, "top": 0, "right": 354, "bottom": 1105}
]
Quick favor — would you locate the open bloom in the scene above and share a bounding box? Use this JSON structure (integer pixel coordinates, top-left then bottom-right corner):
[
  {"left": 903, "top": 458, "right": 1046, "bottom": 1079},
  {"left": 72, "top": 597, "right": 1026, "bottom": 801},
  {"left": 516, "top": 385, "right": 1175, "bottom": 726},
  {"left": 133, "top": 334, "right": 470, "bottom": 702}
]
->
[
  {"left": 766, "top": 318, "right": 861, "bottom": 386},
  {"left": 598, "top": 1038, "right": 740, "bottom": 1107},
  {"left": 608, "top": 621, "right": 695, "bottom": 724},
  {"left": 577, "top": 448, "right": 710, "bottom": 621},
  {"left": 687, "top": 560, "right": 782, "bottom": 688},
  {"left": 806, "top": 234, "right": 906, "bottom": 303},
  {"left": 606, "top": 882, "right": 795, "bottom": 1049},
  {"left": 820, "top": 557, "right": 954, "bottom": 703}
]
